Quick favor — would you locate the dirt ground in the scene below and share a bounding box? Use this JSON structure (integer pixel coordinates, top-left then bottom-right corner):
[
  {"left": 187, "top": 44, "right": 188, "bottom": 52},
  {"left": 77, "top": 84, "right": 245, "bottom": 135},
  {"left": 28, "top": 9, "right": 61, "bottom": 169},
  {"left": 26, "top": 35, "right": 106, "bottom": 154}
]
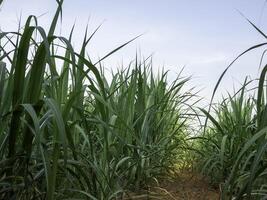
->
[{"left": 125, "top": 171, "right": 220, "bottom": 200}]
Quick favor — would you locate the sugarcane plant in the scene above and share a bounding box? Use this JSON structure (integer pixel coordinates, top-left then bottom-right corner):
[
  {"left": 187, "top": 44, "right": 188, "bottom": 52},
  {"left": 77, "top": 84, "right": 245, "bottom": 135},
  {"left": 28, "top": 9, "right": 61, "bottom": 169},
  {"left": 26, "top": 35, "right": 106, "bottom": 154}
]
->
[
  {"left": 195, "top": 16, "right": 267, "bottom": 200},
  {"left": 0, "top": 0, "right": 193, "bottom": 199}
]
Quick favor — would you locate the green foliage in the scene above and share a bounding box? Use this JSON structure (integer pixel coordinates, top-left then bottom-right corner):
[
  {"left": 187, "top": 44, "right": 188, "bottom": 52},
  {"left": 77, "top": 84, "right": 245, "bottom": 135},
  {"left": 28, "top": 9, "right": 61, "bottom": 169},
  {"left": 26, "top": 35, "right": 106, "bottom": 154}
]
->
[
  {"left": 0, "top": 1, "right": 192, "bottom": 199},
  {"left": 196, "top": 82, "right": 256, "bottom": 182},
  {"left": 195, "top": 17, "right": 267, "bottom": 200}
]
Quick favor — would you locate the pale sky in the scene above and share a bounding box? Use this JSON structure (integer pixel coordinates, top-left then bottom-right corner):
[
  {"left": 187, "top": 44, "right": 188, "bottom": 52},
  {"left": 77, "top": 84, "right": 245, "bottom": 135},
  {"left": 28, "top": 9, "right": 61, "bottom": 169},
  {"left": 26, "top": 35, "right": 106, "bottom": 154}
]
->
[{"left": 1, "top": 0, "right": 267, "bottom": 103}]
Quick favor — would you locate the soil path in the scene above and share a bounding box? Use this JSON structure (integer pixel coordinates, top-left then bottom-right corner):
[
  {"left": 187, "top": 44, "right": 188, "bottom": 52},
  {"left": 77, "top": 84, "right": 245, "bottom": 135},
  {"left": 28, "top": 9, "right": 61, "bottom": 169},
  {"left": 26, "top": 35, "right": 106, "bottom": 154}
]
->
[
  {"left": 127, "top": 171, "right": 220, "bottom": 200},
  {"left": 153, "top": 171, "right": 220, "bottom": 200}
]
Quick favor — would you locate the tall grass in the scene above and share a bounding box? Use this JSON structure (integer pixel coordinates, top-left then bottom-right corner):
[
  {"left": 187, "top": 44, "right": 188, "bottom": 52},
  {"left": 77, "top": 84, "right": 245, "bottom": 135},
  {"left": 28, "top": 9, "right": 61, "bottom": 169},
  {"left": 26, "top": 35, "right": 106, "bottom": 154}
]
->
[
  {"left": 196, "top": 81, "right": 255, "bottom": 181},
  {"left": 195, "top": 17, "right": 267, "bottom": 200},
  {"left": 0, "top": 1, "right": 193, "bottom": 199}
]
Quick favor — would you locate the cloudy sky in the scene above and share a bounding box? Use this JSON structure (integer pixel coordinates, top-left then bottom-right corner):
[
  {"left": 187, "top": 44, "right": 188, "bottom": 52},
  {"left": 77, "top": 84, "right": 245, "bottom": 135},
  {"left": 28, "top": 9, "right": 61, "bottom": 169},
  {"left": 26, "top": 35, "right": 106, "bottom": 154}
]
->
[{"left": 1, "top": 0, "right": 267, "bottom": 103}]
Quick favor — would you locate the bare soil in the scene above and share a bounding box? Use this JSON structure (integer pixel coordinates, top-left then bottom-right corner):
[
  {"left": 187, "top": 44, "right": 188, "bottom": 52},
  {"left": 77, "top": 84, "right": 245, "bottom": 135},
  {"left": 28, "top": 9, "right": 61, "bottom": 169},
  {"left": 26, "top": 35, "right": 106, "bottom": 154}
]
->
[{"left": 125, "top": 171, "right": 220, "bottom": 200}]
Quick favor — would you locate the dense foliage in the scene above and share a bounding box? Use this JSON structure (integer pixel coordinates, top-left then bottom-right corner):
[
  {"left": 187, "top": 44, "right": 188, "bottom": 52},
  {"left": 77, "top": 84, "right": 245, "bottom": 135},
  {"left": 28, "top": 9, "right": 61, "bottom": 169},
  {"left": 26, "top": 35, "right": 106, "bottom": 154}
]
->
[
  {"left": 3, "top": 1, "right": 267, "bottom": 200},
  {"left": 196, "top": 20, "right": 267, "bottom": 199},
  {"left": 0, "top": 1, "right": 192, "bottom": 199}
]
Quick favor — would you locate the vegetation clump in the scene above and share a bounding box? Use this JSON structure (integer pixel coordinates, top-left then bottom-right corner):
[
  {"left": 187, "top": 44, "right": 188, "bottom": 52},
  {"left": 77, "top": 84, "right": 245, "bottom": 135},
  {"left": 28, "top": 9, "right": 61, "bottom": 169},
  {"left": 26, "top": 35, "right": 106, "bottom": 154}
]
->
[
  {"left": 2, "top": 0, "right": 267, "bottom": 200},
  {"left": 0, "top": 1, "right": 193, "bottom": 199}
]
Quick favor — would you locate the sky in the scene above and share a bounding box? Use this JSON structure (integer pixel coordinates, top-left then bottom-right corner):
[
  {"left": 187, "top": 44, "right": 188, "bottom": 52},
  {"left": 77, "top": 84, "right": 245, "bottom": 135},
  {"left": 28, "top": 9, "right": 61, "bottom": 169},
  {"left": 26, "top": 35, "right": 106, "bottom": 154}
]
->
[{"left": 1, "top": 0, "right": 267, "bottom": 103}]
